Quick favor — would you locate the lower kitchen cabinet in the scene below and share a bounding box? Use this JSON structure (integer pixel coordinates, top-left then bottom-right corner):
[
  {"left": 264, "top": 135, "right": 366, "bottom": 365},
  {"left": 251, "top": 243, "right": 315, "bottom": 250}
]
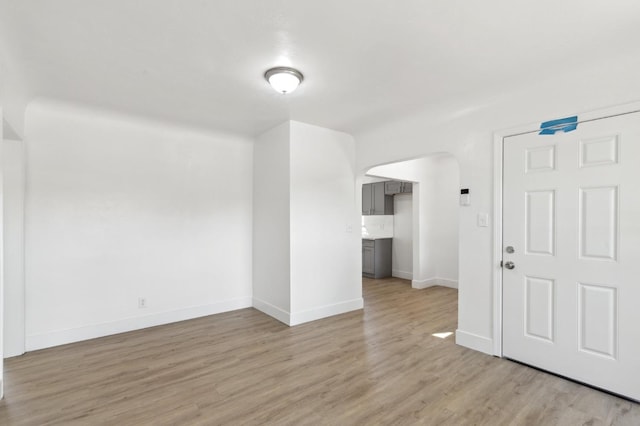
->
[{"left": 362, "top": 238, "right": 392, "bottom": 278}]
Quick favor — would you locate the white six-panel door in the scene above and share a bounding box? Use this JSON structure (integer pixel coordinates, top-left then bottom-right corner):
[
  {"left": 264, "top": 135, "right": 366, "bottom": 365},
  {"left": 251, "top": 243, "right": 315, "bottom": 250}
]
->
[{"left": 502, "top": 111, "right": 640, "bottom": 401}]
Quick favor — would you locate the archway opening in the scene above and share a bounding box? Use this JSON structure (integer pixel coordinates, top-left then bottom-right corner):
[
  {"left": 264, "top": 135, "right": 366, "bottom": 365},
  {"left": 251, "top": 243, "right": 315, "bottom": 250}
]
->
[{"left": 359, "top": 153, "right": 461, "bottom": 336}]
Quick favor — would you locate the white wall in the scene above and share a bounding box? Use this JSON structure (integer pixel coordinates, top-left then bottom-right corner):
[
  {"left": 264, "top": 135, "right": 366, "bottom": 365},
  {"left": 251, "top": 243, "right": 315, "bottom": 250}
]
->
[
  {"left": 253, "top": 121, "right": 362, "bottom": 326},
  {"left": 289, "top": 121, "right": 361, "bottom": 324},
  {"left": 392, "top": 194, "right": 412, "bottom": 280},
  {"left": 0, "top": 34, "right": 29, "bottom": 140},
  {"left": 432, "top": 155, "right": 459, "bottom": 284},
  {"left": 355, "top": 52, "right": 640, "bottom": 355},
  {"left": 361, "top": 215, "right": 393, "bottom": 239},
  {"left": 361, "top": 176, "right": 387, "bottom": 184},
  {"left": 253, "top": 122, "right": 291, "bottom": 321},
  {"left": 24, "top": 99, "right": 254, "bottom": 350},
  {"left": 2, "top": 138, "right": 24, "bottom": 357}
]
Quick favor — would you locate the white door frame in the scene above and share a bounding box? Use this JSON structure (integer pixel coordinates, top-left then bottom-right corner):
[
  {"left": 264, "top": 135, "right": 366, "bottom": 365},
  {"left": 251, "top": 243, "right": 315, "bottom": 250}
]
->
[
  {"left": 491, "top": 100, "right": 640, "bottom": 357},
  {"left": 0, "top": 164, "right": 4, "bottom": 400}
]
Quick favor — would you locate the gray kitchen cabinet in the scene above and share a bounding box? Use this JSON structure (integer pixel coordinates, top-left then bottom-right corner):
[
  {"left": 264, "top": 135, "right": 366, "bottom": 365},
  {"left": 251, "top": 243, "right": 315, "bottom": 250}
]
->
[
  {"left": 362, "top": 243, "right": 375, "bottom": 275},
  {"left": 372, "top": 182, "right": 393, "bottom": 214},
  {"left": 385, "top": 180, "right": 413, "bottom": 195},
  {"left": 362, "top": 238, "right": 392, "bottom": 278},
  {"left": 400, "top": 182, "right": 413, "bottom": 193},
  {"left": 362, "top": 183, "right": 373, "bottom": 215},
  {"left": 384, "top": 180, "right": 402, "bottom": 195},
  {"left": 362, "top": 182, "right": 394, "bottom": 215}
]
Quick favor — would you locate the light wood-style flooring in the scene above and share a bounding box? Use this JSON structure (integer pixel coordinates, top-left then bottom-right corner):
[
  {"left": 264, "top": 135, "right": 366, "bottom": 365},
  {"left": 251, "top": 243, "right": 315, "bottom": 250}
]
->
[{"left": 1, "top": 278, "right": 639, "bottom": 425}]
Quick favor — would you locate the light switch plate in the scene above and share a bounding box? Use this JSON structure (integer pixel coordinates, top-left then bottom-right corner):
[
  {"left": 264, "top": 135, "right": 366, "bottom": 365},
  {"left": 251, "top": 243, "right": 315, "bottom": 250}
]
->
[{"left": 477, "top": 212, "right": 489, "bottom": 227}]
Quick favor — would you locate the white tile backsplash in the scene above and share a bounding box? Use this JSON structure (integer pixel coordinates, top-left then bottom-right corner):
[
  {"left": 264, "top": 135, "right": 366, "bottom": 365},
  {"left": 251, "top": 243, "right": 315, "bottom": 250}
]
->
[{"left": 362, "top": 215, "right": 394, "bottom": 238}]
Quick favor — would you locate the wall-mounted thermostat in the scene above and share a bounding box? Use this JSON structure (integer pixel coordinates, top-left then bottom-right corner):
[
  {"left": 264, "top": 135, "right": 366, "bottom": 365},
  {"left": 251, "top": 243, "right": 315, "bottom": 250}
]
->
[{"left": 460, "top": 188, "right": 470, "bottom": 206}]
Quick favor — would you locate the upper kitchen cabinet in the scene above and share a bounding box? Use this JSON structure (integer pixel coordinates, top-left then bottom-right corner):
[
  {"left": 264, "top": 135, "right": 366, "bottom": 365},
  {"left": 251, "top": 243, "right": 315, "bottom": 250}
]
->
[
  {"left": 362, "top": 182, "right": 394, "bottom": 215},
  {"left": 384, "top": 180, "right": 413, "bottom": 195}
]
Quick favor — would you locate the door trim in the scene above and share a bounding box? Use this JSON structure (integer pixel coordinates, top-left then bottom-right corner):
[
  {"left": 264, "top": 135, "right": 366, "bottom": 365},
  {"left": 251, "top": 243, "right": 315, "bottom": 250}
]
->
[{"left": 492, "top": 100, "right": 640, "bottom": 357}]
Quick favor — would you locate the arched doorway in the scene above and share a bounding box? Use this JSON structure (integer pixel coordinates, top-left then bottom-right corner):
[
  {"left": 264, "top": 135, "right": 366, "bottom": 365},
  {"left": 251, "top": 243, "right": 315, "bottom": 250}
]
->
[{"left": 359, "top": 153, "right": 461, "bottom": 337}]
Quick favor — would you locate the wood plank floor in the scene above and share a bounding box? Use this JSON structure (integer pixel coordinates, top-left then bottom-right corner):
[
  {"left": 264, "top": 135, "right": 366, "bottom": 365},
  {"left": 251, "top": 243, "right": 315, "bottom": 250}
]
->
[{"left": 1, "top": 278, "right": 639, "bottom": 425}]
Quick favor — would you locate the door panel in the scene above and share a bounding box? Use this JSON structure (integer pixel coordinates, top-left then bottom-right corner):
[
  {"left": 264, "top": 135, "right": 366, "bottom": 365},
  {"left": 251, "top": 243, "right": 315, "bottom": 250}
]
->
[
  {"left": 578, "top": 283, "right": 617, "bottom": 359},
  {"left": 503, "top": 111, "right": 640, "bottom": 401},
  {"left": 579, "top": 186, "right": 618, "bottom": 260},
  {"left": 525, "top": 190, "right": 556, "bottom": 256},
  {"left": 524, "top": 276, "right": 555, "bottom": 342}
]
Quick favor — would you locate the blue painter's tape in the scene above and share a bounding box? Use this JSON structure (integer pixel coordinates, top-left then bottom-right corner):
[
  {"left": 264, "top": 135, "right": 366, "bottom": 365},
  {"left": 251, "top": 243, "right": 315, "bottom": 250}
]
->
[{"left": 539, "top": 115, "right": 578, "bottom": 135}]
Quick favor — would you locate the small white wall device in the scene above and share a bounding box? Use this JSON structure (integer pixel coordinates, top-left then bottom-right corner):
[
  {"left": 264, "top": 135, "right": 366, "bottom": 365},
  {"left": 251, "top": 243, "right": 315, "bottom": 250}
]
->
[{"left": 460, "top": 188, "right": 470, "bottom": 206}]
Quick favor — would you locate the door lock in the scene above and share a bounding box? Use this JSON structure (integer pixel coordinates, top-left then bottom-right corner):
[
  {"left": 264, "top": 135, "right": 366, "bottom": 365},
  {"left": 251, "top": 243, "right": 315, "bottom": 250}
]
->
[
  {"left": 504, "top": 261, "right": 515, "bottom": 270},
  {"left": 505, "top": 246, "right": 515, "bottom": 254}
]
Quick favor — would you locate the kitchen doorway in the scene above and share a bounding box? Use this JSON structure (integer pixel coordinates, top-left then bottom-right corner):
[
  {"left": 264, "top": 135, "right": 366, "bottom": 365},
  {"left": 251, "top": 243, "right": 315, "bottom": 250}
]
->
[{"left": 360, "top": 153, "right": 460, "bottom": 290}]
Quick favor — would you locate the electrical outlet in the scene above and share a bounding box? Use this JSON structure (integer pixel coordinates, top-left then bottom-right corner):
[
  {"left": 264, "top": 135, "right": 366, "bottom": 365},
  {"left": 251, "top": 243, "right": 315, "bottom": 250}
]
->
[{"left": 138, "top": 297, "right": 147, "bottom": 308}]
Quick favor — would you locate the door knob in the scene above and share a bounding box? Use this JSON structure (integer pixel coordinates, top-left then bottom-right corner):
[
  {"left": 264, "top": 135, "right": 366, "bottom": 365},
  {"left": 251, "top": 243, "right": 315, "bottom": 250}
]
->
[{"left": 504, "top": 261, "right": 515, "bottom": 270}]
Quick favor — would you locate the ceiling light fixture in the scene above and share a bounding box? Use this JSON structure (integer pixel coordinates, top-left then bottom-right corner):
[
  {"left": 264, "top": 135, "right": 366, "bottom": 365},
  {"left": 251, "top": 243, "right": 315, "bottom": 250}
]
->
[{"left": 264, "top": 67, "right": 304, "bottom": 94}]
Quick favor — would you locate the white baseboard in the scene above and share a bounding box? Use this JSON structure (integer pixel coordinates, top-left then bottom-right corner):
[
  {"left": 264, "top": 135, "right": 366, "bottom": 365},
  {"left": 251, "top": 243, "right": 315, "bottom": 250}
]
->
[
  {"left": 252, "top": 297, "right": 291, "bottom": 326},
  {"left": 411, "top": 278, "right": 434, "bottom": 289},
  {"left": 455, "top": 329, "right": 494, "bottom": 355},
  {"left": 4, "top": 349, "right": 26, "bottom": 359},
  {"left": 24, "top": 296, "right": 365, "bottom": 352},
  {"left": 412, "top": 277, "right": 458, "bottom": 289},
  {"left": 26, "top": 297, "right": 253, "bottom": 351},
  {"left": 434, "top": 278, "right": 458, "bottom": 289},
  {"left": 290, "top": 298, "right": 364, "bottom": 326},
  {"left": 392, "top": 269, "right": 413, "bottom": 280}
]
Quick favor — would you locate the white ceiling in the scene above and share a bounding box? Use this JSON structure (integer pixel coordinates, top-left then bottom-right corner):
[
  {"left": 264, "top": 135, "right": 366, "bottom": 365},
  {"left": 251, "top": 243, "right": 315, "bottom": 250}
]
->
[{"left": 1, "top": 0, "right": 639, "bottom": 136}]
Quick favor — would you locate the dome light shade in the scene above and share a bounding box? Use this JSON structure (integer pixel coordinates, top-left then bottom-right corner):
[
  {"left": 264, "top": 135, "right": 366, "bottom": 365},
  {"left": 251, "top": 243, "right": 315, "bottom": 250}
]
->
[{"left": 265, "top": 67, "right": 303, "bottom": 94}]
